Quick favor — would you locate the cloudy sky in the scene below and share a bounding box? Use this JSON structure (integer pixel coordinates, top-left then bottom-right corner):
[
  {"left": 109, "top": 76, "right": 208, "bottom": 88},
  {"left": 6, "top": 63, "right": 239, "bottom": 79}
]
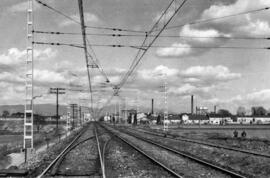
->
[{"left": 1, "top": 0, "right": 270, "bottom": 114}]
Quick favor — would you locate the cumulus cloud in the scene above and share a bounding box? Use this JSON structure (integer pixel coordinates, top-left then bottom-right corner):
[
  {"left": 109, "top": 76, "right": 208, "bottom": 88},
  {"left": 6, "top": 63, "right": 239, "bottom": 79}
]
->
[
  {"left": 35, "top": 69, "right": 67, "bottom": 84},
  {"left": 180, "top": 25, "right": 230, "bottom": 42},
  {"left": 168, "top": 84, "right": 214, "bottom": 98},
  {"left": 0, "top": 48, "right": 25, "bottom": 65},
  {"left": 156, "top": 43, "right": 191, "bottom": 57},
  {"left": 200, "top": 0, "right": 270, "bottom": 35},
  {"left": 246, "top": 89, "right": 270, "bottom": 103},
  {"left": 239, "top": 16, "right": 270, "bottom": 35},
  {"left": 139, "top": 65, "right": 179, "bottom": 80},
  {"left": 181, "top": 65, "right": 241, "bottom": 85},
  {"left": 204, "top": 89, "right": 270, "bottom": 112},
  {"left": 0, "top": 48, "right": 57, "bottom": 66},
  {"left": 34, "top": 48, "right": 57, "bottom": 60},
  {"left": 201, "top": 0, "right": 249, "bottom": 20},
  {"left": 0, "top": 72, "right": 24, "bottom": 84},
  {"left": 60, "top": 13, "right": 99, "bottom": 27}
]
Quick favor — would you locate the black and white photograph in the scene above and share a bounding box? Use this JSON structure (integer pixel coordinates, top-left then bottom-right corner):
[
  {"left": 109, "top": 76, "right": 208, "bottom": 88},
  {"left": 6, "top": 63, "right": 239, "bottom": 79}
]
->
[{"left": 0, "top": 0, "right": 270, "bottom": 177}]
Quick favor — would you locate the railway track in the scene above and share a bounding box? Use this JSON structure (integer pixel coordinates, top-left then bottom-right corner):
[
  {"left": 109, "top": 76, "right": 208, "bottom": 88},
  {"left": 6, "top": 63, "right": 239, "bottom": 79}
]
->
[
  {"left": 102, "top": 123, "right": 246, "bottom": 178},
  {"left": 37, "top": 123, "right": 105, "bottom": 178},
  {"left": 97, "top": 123, "right": 183, "bottom": 178},
  {"left": 129, "top": 126, "right": 270, "bottom": 158}
]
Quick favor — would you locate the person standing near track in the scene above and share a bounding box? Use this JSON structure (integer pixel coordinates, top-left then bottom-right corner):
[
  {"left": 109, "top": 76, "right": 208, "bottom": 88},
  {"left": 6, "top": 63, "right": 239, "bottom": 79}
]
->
[
  {"left": 233, "top": 129, "right": 238, "bottom": 138},
  {"left": 112, "top": 116, "right": 115, "bottom": 125},
  {"left": 241, "top": 130, "right": 247, "bottom": 138}
]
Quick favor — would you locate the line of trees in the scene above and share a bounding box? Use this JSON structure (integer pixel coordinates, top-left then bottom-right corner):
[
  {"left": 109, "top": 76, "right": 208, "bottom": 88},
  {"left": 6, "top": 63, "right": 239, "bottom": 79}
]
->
[
  {"left": 236, "top": 106, "right": 269, "bottom": 116},
  {"left": 213, "top": 106, "right": 270, "bottom": 117}
]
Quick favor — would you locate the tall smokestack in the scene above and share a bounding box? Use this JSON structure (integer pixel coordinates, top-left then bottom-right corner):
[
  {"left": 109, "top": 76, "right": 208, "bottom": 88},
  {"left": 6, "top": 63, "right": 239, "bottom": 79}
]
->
[
  {"left": 191, "top": 95, "right": 194, "bottom": 114},
  {"left": 151, "top": 99, "right": 154, "bottom": 114},
  {"left": 214, "top": 105, "right": 217, "bottom": 114}
]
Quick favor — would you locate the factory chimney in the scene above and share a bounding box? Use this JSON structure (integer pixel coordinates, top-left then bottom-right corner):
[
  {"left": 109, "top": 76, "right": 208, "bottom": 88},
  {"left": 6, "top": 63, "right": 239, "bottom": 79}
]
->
[
  {"left": 191, "top": 95, "right": 194, "bottom": 114},
  {"left": 151, "top": 99, "right": 154, "bottom": 114}
]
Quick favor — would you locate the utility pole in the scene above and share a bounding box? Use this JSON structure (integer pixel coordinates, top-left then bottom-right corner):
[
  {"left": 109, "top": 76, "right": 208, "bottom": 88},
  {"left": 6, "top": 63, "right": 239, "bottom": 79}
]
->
[
  {"left": 79, "top": 106, "right": 82, "bottom": 126},
  {"left": 70, "top": 104, "right": 78, "bottom": 129},
  {"left": 151, "top": 98, "right": 154, "bottom": 114},
  {"left": 118, "top": 98, "right": 121, "bottom": 122},
  {"left": 50, "top": 88, "right": 65, "bottom": 129},
  {"left": 124, "top": 97, "right": 127, "bottom": 123},
  {"left": 191, "top": 95, "right": 194, "bottom": 114}
]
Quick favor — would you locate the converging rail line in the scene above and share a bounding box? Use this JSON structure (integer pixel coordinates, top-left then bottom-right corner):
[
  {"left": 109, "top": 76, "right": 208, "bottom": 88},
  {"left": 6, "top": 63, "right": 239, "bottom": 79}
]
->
[
  {"left": 37, "top": 123, "right": 105, "bottom": 178},
  {"left": 102, "top": 124, "right": 247, "bottom": 178},
  {"left": 132, "top": 127, "right": 270, "bottom": 158},
  {"left": 98, "top": 123, "right": 183, "bottom": 178}
]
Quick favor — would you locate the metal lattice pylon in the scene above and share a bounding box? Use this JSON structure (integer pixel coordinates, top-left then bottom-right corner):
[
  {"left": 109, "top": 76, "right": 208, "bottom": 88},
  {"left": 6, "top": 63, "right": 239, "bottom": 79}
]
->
[
  {"left": 24, "top": 0, "right": 34, "bottom": 154},
  {"left": 66, "top": 81, "right": 72, "bottom": 131},
  {"left": 163, "top": 75, "right": 169, "bottom": 131}
]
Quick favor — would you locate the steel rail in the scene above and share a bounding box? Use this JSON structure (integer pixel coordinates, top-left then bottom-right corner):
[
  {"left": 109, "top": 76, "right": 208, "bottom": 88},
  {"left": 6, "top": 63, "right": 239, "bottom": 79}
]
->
[
  {"left": 94, "top": 126, "right": 106, "bottom": 178},
  {"left": 140, "top": 128, "right": 270, "bottom": 158},
  {"left": 50, "top": 136, "right": 96, "bottom": 175},
  {"left": 106, "top": 124, "right": 247, "bottom": 178},
  {"left": 96, "top": 126, "right": 114, "bottom": 178},
  {"left": 42, "top": 131, "right": 107, "bottom": 176},
  {"left": 37, "top": 126, "right": 88, "bottom": 178},
  {"left": 99, "top": 124, "right": 183, "bottom": 178}
]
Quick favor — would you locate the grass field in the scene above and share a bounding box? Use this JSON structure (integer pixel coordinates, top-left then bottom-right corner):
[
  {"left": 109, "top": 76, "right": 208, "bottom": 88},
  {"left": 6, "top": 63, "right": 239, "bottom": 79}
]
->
[
  {"left": 151, "top": 125, "right": 270, "bottom": 140},
  {"left": 0, "top": 135, "right": 22, "bottom": 145},
  {"left": 0, "top": 122, "right": 68, "bottom": 169}
]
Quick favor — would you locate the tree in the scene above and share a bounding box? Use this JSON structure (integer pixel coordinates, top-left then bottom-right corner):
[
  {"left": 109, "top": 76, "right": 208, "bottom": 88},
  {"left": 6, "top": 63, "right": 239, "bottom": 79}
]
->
[
  {"left": 251, "top": 106, "right": 267, "bottom": 116},
  {"left": 2, "top": 110, "right": 9, "bottom": 118},
  {"left": 236, "top": 106, "right": 246, "bottom": 116},
  {"left": 217, "top": 109, "right": 231, "bottom": 117}
]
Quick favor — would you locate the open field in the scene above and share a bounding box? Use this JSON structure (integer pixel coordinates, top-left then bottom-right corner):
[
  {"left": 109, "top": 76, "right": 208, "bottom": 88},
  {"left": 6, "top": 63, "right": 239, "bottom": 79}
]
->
[
  {"left": 0, "top": 122, "right": 68, "bottom": 170},
  {"left": 151, "top": 125, "right": 270, "bottom": 139},
  {"left": 0, "top": 135, "right": 22, "bottom": 145}
]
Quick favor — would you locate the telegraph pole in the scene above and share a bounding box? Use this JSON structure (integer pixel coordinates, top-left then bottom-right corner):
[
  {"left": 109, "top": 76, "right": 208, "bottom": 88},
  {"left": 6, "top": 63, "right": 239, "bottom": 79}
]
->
[
  {"left": 50, "top": 88, "right": 65, "bottom": 129},
  {"left": 69, "top": 104, "right": 78, "bottom": 129},
  {"left": 79, "top": 106, "right": 82, "bottom": 126}
]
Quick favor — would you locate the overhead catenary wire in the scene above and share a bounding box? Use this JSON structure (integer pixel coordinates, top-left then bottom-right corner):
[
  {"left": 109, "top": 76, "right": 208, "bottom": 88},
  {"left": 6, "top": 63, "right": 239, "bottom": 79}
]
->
[
  {"left": 33, "top": 30, "right": 270, "bottom": 40},
  {"left": 159, "top": 7, "right": 270, "bottom": 31},
  {"left": 86, "top": 38, "right": 112, "bottom": 84},
  {"left": 33, "top": 41, "right": 270, "bottom": 50},
  {"left": 96, "top": 0, "right": 189, "bottom": 112},
  {"left": 83, "top": 44, "right": 270, "bottom": 50},
  {"left": 118, "top": 0, "right": 188, "bottom": 92},
  {"left": 122, "top": 0, "right": 177, "bottom": 82},
  {"left": 35, "top": 0, "right": 146, "bottom": 33},
  {"left": 32, "top": 41, "right": 84, "bottom": 48}
]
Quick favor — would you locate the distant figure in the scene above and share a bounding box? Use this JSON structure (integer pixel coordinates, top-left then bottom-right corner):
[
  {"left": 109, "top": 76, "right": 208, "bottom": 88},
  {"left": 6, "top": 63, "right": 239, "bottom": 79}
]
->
[
  {"left": 128, "top": 114, "right": 131, "bottom": 124},
  {"left": 233, "top": 130, "right": 238, "bottom": 138},
  {"left": 241, "top": 130, "right": 247, "bottom": 138},
  {"left": 112, "top": 116, "right": 115, "bottom": 125},
  {"left": 134, "top": 113, "right": 137, "bottom": 125},
  {"left": 157, "top": 115, "right": 161, "bottom": 125}
]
